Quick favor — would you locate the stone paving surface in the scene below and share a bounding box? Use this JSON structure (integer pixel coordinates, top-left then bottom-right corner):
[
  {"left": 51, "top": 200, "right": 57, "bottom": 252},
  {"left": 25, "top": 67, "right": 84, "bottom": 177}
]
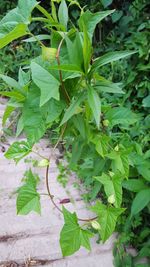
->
[{"left": 0, "top": 99, "right": 115, "bottom": 267}]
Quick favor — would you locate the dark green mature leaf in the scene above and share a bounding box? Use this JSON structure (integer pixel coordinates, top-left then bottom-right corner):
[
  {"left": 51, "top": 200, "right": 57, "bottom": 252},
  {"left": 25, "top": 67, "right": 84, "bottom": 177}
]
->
[
  {"left": 60, "top": 207, "right": 92, "bottom": 256},
  {"left": 5, "top": 141, "right": 31, "bottom": 163},
  {"left": 122, "top": 179, "right": 148, "bottom": 193},
  {"left": 105, "top": 107, "right": 138, "bottom": 127},
  {"left": 18, "top": 68, "right": 30, "bottom": 87},
  {"left": 18, "top": 0, "right": 38, "bottom": 23},
  {"left": 58, "top": 0, "right": 68, "bottom": 30},
  {"left": 95, "top": 81, "right": 124, "bottom": 94},
  {"left": 79, "top": 10, "right": 114, "bottom": 40},
  {"left": 87, "top": 86, "right": 101, "bottom": 129},
  {"left": 142, "top": 95, "right": 150, "bottom": 107},
  {"left": 17, "top": 184, "right": 41, "bottom": 215},
  {"left": 95, "top": 172, "right": 123, "bottom": 207},
  {"left": 31, "top": 62, "right": 60, "bottom": 106},
  {"left": 60, "top": 92, "right": 85, "bottom": 126},
  {"left": 91, "top": 51, "right": 136, "bottom": 73},
  {"left": 131, "top": 188, "right": 150, "bottom": 216},
  {"left": 46, "top": 99, "right": 64, "bottom": 124},
  {"left": 65, "top": 33, "right": 84, "bottom": 71},
  {"left": 91, "top": 202, "right": 124, "bottom": 242}
]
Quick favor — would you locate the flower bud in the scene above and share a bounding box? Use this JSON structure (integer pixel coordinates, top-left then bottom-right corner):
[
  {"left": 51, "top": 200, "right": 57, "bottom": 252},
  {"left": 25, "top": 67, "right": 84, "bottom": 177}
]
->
[
  {"left": 38, "top": 159, "right": 49, "bottom": 167},
  {"left": 91, "top": 220, "right": 101, "bottom": 230},
  {"left": 108, "top": 194, "right": 115, "bottom": 204},
  {"left": 103, "top": 119, "right": 109, "bottom": 127},
  {"left": 42, "top": 47, "right": 57, "bottom": 62}
]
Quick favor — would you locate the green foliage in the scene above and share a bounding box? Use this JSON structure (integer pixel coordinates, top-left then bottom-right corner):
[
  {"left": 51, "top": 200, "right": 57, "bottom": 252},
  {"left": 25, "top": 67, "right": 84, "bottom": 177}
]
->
[{"left": 0, "top": 0, "right": 149, "bottom": 262}]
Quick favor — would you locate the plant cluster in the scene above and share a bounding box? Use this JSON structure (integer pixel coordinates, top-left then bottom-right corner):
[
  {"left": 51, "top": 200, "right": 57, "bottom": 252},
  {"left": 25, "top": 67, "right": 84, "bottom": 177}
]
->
[{"left": 0, "top": 0, "right": 149, "bottom": 264}]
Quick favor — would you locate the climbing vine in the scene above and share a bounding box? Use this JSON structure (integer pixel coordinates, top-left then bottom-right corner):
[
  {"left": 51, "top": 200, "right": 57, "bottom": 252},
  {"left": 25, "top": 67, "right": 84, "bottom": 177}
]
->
[{"left": 0, "top": 0, "right": 149, "bottom": 259}]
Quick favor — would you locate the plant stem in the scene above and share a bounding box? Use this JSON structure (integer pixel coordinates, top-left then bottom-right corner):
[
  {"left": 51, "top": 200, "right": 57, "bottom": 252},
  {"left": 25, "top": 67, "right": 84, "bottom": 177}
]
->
[{"left": 45, "top": 124, "right": 98, "bottom": 222}]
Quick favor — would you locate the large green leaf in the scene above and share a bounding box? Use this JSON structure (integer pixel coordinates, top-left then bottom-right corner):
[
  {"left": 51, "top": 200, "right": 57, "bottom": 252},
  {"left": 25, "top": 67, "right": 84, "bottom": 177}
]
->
[
  {"left": 5, "top": 141, "right": 31, "bottom": 163},
  {"left": 78, "top": 10, "right": 114, "bottom": 40},
  {"left": 60, "top": 92, "right": 85, "bottom": 126},
  {"left": 95, "top": 172, "right": 123, "bottom": 207},
  {"left": 87, "top": 86, "right": 101, "bottom": 129},
  {"left": 91, "top": 51, "right": 136, "bottom": 73},
  {"left": 82, "top": 23, "right": 92, "bottom": 74},
  {"left": 91, "top": 202, "right": 124, "bottom": 242},
  {"left": 60, "top": 207, "right": 92, "bottom": 256},
  {"left": 31, "top": 62, "right": 60, "bottom": 106},
  {"left": 22, "top": 84, "right": 46, "bottom": 144},
  {"left": 105, "top": 107, "right": 138, "bottom": 127},
  {"left": 131, "top": 188, "right": 150, "bottom": 216},
  {"left": 18, "top": 0, "right": 38, "bottom": 23}
]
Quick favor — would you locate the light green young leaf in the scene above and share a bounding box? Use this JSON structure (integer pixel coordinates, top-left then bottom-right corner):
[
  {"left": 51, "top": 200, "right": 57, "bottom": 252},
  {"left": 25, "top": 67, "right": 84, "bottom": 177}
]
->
[
  {"left": 60, "top": 207, "right": 92, "bottom": 256},
  {"left": 91, "top": 202, "right": 124, "bottom": 242},
  {"left": 0, "top": 91, "right": 25, "bottom": 102},
  {"left": 2, "top": 106, "right": 15, "bottom": 127},
  {"left": 79, "top": 10, "right": 114, "bottom": 40},
  {"left": 91, "top": 51, "right": 136, "bottom": 73},
  {"left": 23, "top": 34, "right": 50, "bottom": 43},
  {"left": 58, "top": 0, "right": 68, "bottom": 30},
  {"left": 31, "top": 62, "right": 60, "bottom": 106},
  {"left": 18, "top": 68, "right": 30, "bottom": 87},
  {"left": 16, "top": 115, "right": 24, "bottom": 137},
  {"left": 5, "top": 141, "right": 31, "bottom": 163},
  {"left": 131, "top": 188, "right": 150, "bottom": 216},
  {"left": 60, "top": 92, "right": 85, "bottom": 126},
  {"left": 95, "top": 172, "right": 123, "bottom": 207},
  {"left": 17, "top": 183, "right": 41, "bottom": 215},
  {"left": 0, "top": 24, "right": 27, "bottom": 49},
  {"left": 87, "top": 86, "right": 101, "bottom": 129}
]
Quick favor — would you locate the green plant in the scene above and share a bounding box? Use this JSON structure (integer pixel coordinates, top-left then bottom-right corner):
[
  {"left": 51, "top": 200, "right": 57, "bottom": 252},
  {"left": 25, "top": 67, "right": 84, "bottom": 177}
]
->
[{"left": 0, "top": 0, "right": 149, "bottom": 260}]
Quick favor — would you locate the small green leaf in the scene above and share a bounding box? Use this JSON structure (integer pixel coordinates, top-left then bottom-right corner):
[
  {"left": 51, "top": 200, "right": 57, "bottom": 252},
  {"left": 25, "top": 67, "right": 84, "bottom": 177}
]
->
[
  {"left": 2, "top": 106, "right": 15, "bottom": 126},
  {"left": 142, "top": 95, "right": 150, "bottom": 108},
  {"left": 0, "top": 91, "right": 25, "bottom": 102},
  {"left": 131, "top": 188, "right": 150, "bottom": 216},
  {"left": 58, "top": 0, "right": 68, "bottom": 30},
  {"left": 5, "top": 141, "right": 31, "bottom": 163},
  {"left": 60, "top": 92, "right": 85, "bottom": 126},
  {"left": 87, "top": 86, "right": 101, "bottom": 129},
  {"left": 31, "top": 62, "right": 60, "bottom": 106},
  {"left": 17, "top": 183, "right": 41, "bottom": 215}
]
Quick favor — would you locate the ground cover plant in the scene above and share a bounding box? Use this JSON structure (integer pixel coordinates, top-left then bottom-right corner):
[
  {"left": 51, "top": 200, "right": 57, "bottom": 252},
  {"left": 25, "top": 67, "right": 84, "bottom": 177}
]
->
[{"left": 0, "top": 0, "right": 149, "bottom": 264}]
